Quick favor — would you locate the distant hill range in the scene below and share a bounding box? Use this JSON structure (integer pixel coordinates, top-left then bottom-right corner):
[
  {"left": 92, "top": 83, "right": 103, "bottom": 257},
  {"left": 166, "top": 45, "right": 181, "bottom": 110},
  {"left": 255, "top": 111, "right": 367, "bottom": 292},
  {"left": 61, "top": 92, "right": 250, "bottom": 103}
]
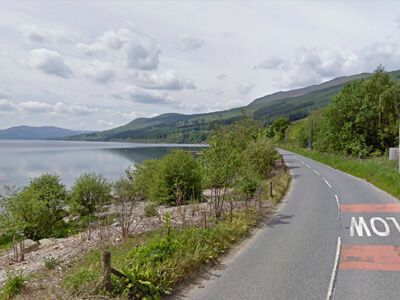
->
[
  {"left": 71, "top": 69, "right": 400, "bottom": 143},
  {"left": 0, "top": 126, "right": 91, "bottom": 140}
]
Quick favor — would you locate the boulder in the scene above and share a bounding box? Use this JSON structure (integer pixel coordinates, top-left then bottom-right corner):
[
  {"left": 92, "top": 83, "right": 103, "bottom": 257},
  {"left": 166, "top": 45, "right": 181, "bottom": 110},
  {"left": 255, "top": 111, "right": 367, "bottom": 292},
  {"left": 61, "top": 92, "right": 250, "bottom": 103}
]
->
[
  {"left": 21, "top": 239, "right": 39, "bottom": 252},
  {"left": 39, "top": 238, "right": 57, "bottom": 248}
]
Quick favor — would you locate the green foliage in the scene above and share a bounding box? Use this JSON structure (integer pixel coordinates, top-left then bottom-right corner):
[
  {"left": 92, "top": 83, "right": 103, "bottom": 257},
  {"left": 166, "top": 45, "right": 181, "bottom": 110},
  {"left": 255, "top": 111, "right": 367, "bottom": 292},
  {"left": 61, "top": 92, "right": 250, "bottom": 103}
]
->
[
  {"left": 44, "top": 256, "right": 59, "bottom": 270},
  {"left": 144, "top": 203, "right": 159, "bottom": 218},
  {"left": 113, "top": 166, "right": 137, "bottom": 201},
  {"left": 323, "top": 67, "right": 400, "bottom": 156},
  {"left": 150, "top": 150, "right": 202, "bottom": 205},
  {"left": 133, "top": 160, "right": 160, "bottom": 200},
  {"left": 70, "top": 173, "right": 111, "bottom": 216},
  {"left": 0, "top": 174, "right": 67, "bottom": 240},
  {"left": 242, "top": 137, "right": 277, "bottom": 179},
  {"left": 287, "top": 147, "right": 400, "bottom": 199},
  {"left": 265, "top": 117, "right": 291, "bottom": 142},
  {"left": 1, "top": 271, "right": 25, "bottom": 299}
]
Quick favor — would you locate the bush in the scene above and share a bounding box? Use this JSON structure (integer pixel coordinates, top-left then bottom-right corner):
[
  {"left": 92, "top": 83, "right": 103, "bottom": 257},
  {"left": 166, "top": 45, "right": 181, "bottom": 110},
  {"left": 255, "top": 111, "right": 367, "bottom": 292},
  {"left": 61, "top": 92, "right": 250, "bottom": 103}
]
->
[
  {"left": 44, "top": 256, "right": 59, "bottom": 270},
  {"left": 1, "top": 271, "right": 25, "bottom": 299},
  {"left": 70, "top": 173, "right": 111, "bottom": 216},
  {"left": 150, "top": 150, "right": 202, "bottom": 205},
  {"left": 242, "top": 137, "right": 276, "bottom": 179},
  {"left": 0, "top": 174, "right": 67, "bottom": 240},
  {"left": 144, "top": 203, "right": 159, "bottom": 218}
]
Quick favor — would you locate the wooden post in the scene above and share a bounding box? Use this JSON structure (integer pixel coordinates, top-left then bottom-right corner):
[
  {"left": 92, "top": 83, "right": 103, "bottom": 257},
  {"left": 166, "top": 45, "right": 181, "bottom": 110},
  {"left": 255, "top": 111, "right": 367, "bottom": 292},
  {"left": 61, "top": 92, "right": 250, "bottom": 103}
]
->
[
  {"left": 229, "top": 200, "right": 233, "bottom": 222},
  {"left": 269, "top": 181, "right": 273, "bottom": 197},
  {"left": 202, "top": 211, "right": 207, "bottom": 228},
  {"left": 102, "top": 251, "right": 112, "bottom": 292},
  {"left": 258, "top": 190, "right": 262, "bottom": 210}
]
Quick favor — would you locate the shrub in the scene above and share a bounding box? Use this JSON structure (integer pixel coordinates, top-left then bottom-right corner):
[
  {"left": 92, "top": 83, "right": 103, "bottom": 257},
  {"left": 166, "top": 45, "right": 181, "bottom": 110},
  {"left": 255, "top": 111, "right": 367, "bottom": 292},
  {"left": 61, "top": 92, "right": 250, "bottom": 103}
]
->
[
  {"left": 150, "top": 150, "right": 202, "bottom": 205},
  {"left": 144, "top": 203, "right": 159, "bottom": 218},
  {"left": 70, "top": 173, "right": 111, "bottom": 216},
  {"left": 1, "top": 271, "right": 25, "bottom": 299},
  {"left": 0, "top": 174, "right": 67, "bottom": 240},
  {"left": 242, "top": 137, "right": 276, "bottom": 179},
  {"left": 44, "top": 256, "right": 59, "bottom": 270}
]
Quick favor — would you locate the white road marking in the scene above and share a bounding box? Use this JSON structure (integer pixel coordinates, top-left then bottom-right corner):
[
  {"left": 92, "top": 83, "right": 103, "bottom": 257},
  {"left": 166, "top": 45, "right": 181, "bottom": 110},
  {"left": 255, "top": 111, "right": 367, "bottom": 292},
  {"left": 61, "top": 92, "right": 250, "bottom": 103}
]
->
[
  {"left": 326, "top": 237, "right": 341, "bottom": 300},
  {"left": 334, "top": 194, "right": 340, "bottom": 209},
  {"left": 322, "top": 177, "right": 332, "bottom": 188},
  {"left": 305, "top": 164, "right": 311, "bottom": 168},
  {"left": 313, "top": 169, "right": 320, "bottom": 176}
]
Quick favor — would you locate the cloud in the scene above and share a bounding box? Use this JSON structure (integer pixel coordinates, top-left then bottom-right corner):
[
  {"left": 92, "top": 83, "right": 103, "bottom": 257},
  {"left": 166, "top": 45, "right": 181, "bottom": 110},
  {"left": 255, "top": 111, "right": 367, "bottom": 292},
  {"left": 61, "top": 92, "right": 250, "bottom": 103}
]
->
[
  {"left": 255, "top": 56, "right": 285, "bottom": 69},
  {"left": 18, "top": 101, "right": 53, "bottom": 113},
  {"left": 20, "top": 24, "right": 78, "bottom": 44},
  {"left": 237, "top": 83, "right": 255, "bottom": 95},
  {"left": 78, "top": 27, "right": 161, "bottom": 70},
  {"left": 0, "top": 89, "right": 10, "bottom": 98},
  {"left": 81, "top": 60, "right": 114, "bottom": 83},
  {"left": 123, "top": 86, "right": 173, "bottom": 104},
  {"left": 29, "top": 48, "right": 73, "bottom": 78},
  {"left": 217, "top": 73, "right": 228, "bottom": 80},
  {"left": 0, "top": 99, "right": 17, "bottom": 112},
  {"left": 1, "top": 99, "right": 98, "bottom": 116},
  {"left": 178, "top": 35, "right": 205, "bottom": 51},
  {"left": 97, "top": 119, "right": 114, "bottom": 127},
  {"left": 132, "top": 71, "right": 195, "bottom": 90}
]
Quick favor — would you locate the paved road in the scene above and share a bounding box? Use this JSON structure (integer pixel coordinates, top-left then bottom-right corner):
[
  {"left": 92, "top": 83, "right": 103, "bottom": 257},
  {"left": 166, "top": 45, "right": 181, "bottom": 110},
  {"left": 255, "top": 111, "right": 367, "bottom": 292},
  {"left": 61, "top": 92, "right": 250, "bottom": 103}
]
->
[{"left": 183, "top": 149, "right": 400, "bottom": 300}]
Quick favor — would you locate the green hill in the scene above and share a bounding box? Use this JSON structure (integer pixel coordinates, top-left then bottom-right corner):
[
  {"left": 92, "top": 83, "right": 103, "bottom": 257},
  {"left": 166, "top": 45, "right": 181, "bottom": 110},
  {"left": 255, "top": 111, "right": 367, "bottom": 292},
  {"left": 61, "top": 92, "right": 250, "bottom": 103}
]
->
[{"left": 72, "top": 70, "right": 400, "bottom": 143}]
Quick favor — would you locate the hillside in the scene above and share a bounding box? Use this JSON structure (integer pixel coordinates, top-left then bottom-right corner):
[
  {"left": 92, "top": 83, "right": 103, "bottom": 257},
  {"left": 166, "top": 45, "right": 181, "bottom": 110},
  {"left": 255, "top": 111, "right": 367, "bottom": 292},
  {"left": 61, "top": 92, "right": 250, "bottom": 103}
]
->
[
  {"left": 0, "top": 126, "right": 91, "bottom": 140},
  {"left": 72, "top": 70, "right": 400, "bottom": 143}
]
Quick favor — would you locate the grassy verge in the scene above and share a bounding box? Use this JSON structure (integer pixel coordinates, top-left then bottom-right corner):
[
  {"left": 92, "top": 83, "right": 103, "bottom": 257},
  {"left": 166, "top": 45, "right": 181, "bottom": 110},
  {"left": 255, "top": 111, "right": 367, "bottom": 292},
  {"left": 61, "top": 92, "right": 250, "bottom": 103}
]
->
[
  {"left": 284, "top": 147, "right": 400, "bottom": 199},
  {"left": 61, "top": 170, "right": 291, "bottom": 299}
]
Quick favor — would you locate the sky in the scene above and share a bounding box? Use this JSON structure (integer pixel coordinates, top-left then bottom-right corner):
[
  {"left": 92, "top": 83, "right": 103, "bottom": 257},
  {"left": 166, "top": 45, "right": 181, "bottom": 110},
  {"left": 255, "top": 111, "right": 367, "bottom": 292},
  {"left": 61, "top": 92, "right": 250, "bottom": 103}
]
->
[{"left": 1, "top": 0, "right": 400, "bottom": 130}]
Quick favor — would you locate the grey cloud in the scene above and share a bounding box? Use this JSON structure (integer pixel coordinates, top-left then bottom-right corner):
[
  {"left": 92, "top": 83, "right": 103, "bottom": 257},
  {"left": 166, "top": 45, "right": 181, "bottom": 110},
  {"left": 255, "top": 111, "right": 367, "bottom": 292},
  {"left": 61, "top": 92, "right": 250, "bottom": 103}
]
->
[
  {"left": 29, "top": 48, "right": 73, "bottom": 78},
  {"left": 124, "top": 86, "right": 173, "bottom": 104},
  {"left": 255, "top": 57, "right": 285, "bottom": 69},
  {"left": 178, "top": 35, "right": 205, "bottom": 51},
  {"left": 133, "top": 71, "right": 195, "bottom": 90},
  {"left": 0, "top": 99, "right": 17, "bottom": 112},
  {"left": 0, "top": 89, "right": 10, "bottom": 98},
  {"left": 217, "top": 73, "right": 227, "bottom": 80},
  {"left": 20, "top": 24, "right": 78, "bottom": 44},
  {"left": 237, "top": 83, "right": 255, "bottom": 95},
  {"left": 82, "top": 60, "right": 114, "bottom": 84}
]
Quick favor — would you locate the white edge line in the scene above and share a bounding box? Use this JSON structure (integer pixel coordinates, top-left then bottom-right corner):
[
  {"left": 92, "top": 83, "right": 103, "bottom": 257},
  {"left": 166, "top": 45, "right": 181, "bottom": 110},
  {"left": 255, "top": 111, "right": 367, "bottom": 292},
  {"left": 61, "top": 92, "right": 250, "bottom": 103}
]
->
[
  {"left": 334, "top": 194, "right": 340, "bottom": 209},
  {"left": 326, "top": 237, "right": 341, "bottom": 300},
  {"left": 322, "top": 177, "right": 332, "bottom": 188},
  {"left": 313, "top": 169, "right": 320, "bottom": 176}
]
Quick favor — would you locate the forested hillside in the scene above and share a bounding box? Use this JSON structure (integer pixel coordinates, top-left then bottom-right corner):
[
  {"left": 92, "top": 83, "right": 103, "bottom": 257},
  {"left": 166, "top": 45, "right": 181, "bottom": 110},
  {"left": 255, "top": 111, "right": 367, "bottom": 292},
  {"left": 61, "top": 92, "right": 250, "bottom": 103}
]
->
[{"left": 71, "top": 70, "right": 400, "bottom": 143}]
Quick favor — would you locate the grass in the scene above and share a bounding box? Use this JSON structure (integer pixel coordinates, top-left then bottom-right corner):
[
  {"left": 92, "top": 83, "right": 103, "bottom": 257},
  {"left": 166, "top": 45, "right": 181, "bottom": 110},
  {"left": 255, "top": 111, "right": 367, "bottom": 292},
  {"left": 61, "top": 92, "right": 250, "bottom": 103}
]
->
[
  {"left": 63, "top": 211, "right": 258, "bottom": 299},
  {"left": 285, "top": 147, "right": 400, "bottom": 199},
  {"left": 0, "top": 271, "right": 25, "bottom": 300}
]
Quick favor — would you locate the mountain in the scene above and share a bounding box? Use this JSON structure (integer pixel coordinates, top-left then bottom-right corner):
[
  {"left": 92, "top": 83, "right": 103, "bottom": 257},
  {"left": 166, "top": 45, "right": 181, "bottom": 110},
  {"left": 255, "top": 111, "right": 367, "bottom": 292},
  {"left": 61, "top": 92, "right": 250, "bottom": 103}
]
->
[
  {"left": 0, "top": 126, "right": 91, "bottom": 140},
  {"left": 72, "top": 70, "right": 400, "bottom": 143}
]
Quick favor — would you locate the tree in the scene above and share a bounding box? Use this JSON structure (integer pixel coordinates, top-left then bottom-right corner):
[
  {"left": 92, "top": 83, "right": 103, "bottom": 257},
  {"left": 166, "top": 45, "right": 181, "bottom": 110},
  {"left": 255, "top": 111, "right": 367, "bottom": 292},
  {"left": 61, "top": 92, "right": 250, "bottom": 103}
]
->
[
  {"left": 322, "top": 67, "right": 400, "bottom": 156},
  {"left": 242, "top": 137, "right": 276, "bottom": 179},
  {"left": 202, "top": 128, "right": 241, "bottom": 219},
  {"left": 150, "top": 150, "right": 202, "bottom": 205},
  {"left": 113, "top": 167, "right": 141, "bottom": 239},
  {"left": 70, "top": 173, "right": 111, "bottom": 216},
  {"left": 0, "top": 174, "right": 67, "bottom": 240},
  {"left": 266, "top": 117, "right": 291, "bottom": 142}
]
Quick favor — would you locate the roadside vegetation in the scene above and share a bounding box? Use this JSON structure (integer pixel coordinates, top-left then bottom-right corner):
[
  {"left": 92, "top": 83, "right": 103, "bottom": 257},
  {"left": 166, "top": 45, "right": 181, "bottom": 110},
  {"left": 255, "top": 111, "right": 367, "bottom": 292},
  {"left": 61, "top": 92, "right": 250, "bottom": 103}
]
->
[
  {"left": 0, "top": 117, "right": 291, "bottom": 299},
  {"left": 280, "top": 67, "right": 400, "bottom": 199}
]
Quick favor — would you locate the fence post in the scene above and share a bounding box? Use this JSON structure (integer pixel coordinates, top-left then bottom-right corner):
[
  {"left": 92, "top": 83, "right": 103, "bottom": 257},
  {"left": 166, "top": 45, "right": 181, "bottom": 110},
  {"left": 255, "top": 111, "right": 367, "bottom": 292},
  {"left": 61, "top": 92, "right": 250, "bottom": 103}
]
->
[
  {"left": 202, "top": 211, "right": 207, "bottom": 228},
  {"left": 269, "top": 181, "right": 273, "bottom": 198},
  {"left": 102, "top": 250, "right": 112, "bottom": 292},
  {"left": 229, "top": 200, "right": 233, "bottom": 222}
]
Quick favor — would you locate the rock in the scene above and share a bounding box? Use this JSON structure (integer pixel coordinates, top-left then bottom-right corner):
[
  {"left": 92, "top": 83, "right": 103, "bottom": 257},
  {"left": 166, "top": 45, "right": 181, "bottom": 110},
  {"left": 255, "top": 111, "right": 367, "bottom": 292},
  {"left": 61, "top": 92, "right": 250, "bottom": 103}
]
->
[
  {"left": 21, "top": 239, "right": 39, "bottom": 252},
  {"left": 111, "top": 222, "right": 121, "bottom": 227},
  {"left": 39, "top": 238, "right": 56, "bottom": 248}
]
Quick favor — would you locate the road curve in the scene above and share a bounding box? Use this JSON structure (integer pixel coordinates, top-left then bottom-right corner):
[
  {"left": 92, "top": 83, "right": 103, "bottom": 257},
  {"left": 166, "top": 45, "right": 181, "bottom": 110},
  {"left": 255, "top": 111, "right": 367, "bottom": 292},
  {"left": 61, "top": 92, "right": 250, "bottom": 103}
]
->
[{"left": 182, "top": 149, "right": 400, "bottom": 300}]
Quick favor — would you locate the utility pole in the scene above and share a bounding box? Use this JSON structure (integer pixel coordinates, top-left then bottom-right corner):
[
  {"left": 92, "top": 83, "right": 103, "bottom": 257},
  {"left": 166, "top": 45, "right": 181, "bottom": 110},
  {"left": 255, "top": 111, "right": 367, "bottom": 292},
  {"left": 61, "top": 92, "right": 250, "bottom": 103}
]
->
[{"left": 308, "top": 118, "right": 314, "bottom": 150}]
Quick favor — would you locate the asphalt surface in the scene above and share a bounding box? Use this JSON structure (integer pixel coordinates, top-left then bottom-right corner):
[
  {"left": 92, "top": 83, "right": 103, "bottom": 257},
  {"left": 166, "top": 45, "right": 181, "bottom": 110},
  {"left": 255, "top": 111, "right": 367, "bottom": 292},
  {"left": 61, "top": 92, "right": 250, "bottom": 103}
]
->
[{"left": 183, "top": 149, "right": 400, "bottom": 300}]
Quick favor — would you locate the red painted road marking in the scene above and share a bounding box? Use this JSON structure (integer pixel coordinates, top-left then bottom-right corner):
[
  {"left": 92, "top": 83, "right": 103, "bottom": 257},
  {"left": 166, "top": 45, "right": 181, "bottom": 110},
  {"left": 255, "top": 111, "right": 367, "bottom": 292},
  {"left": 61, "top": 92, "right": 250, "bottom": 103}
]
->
[
  {"left": 340, "top": 245, "right": 400, "bottom": 271},
  {"left": 340, "top": 204, "right": 400, "bottom": 213}
]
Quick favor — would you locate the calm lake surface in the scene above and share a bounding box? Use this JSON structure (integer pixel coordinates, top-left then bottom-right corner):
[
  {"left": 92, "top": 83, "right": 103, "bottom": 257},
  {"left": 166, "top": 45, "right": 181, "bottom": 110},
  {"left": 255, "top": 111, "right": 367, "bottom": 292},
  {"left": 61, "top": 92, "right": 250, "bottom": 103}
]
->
[{"left": 0, "top": 140, "right": 204, "bottom": 191}]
